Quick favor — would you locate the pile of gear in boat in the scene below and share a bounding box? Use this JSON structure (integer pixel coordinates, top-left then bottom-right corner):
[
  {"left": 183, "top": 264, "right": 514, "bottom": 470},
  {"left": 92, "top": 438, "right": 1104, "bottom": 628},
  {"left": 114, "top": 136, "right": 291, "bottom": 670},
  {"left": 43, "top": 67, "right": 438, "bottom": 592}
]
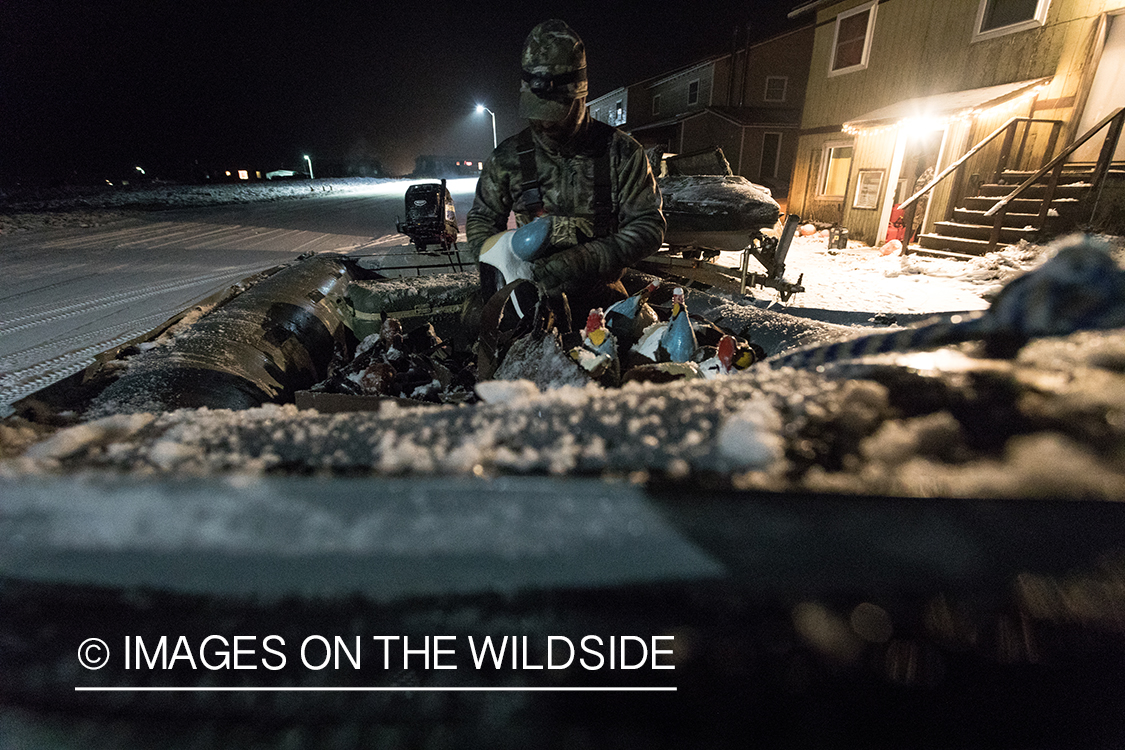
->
[
  {"left": 311, "top": 317, "right": 479, "bottom": 404},
  {"left": 311, "top": 278, "right": 764, "bottom": 405}
]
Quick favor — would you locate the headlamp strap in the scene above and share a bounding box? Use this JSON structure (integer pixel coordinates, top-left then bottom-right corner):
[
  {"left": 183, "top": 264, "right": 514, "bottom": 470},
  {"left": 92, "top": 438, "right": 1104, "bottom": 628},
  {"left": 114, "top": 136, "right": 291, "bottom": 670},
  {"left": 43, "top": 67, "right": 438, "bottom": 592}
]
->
[{"left": 521, "top": 67, "right": 587, "bottom": 95}]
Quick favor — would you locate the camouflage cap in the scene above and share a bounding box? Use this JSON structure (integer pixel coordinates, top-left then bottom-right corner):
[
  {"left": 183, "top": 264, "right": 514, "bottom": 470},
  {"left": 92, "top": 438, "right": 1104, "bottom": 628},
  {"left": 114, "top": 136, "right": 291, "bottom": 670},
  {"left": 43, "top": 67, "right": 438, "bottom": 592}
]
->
[{"left": 519, "top": 19, "right": 588, "bottom": 121}]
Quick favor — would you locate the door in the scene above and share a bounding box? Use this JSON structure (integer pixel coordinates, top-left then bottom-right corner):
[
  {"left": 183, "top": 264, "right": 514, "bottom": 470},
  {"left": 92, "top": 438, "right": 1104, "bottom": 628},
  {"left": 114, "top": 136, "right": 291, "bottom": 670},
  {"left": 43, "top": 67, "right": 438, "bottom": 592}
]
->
[{"left": 879, "top": 126, "right": 946, "bottom": 244}]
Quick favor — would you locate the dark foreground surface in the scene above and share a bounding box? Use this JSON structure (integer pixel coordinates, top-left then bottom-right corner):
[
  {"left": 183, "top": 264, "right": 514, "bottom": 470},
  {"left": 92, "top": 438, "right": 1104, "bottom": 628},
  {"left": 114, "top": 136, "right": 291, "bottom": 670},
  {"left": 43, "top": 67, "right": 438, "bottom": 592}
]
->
[{"left": 3, "top": 476, "right": 1124, "bottom": 748}]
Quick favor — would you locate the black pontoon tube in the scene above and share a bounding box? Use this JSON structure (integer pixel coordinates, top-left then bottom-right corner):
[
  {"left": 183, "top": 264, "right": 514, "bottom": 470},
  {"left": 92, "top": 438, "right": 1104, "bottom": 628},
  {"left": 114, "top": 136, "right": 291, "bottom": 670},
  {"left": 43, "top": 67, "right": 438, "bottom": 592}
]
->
[{"left": 91, "top": 257, "right": 355, "bottom": 413}]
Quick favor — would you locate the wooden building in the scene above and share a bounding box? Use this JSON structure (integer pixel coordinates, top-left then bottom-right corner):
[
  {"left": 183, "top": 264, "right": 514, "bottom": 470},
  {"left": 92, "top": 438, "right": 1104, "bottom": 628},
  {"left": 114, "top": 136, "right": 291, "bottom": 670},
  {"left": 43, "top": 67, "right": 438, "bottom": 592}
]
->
[
  {"left": 588, "top": 86, "right": 630, "bottom": 129},
  {"left": 786, "top": 0, "right": 1125, "bottom": 251},
  {"left": 587, "top": 23, "right": 814, "bottom": 201}
]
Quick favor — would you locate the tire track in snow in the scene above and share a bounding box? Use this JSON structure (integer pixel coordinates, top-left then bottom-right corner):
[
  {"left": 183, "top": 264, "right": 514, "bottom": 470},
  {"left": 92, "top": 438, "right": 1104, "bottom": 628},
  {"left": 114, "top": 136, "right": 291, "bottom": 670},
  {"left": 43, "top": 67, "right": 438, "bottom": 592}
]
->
[
  {"left": 0, "top": 303, "right": 186, "bottom": 372},
  {"left": 0, "top": 266, "right": 260, "bottom": 337},
  {"left": 32, "top": 221, "right": 190, "bottom": 250},
  {"left": 111, "top": 223, "right": 265, "bottom": 250},
  {"left": 0, "top": 310, "right": 172, "bottom": 409}
]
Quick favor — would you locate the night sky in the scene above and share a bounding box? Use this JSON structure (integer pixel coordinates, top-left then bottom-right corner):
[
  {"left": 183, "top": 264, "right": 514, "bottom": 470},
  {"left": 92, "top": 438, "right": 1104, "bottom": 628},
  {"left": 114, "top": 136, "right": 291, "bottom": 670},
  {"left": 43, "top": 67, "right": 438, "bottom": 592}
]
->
[{"left": 1, "top": 1, "right": 797, "bottom": 184}]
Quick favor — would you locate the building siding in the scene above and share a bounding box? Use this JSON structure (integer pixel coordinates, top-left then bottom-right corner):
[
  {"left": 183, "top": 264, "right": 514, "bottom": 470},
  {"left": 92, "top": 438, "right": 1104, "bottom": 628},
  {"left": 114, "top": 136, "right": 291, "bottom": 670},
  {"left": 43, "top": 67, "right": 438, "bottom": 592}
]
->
[{"left": 789, "top": 0, "right": 1125, "bottom": 243}]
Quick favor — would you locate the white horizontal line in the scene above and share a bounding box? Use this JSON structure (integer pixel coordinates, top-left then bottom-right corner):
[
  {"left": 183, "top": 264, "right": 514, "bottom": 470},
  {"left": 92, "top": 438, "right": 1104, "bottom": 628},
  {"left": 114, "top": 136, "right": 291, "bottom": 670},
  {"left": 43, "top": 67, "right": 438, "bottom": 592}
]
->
[{"left": 75, "top": 686, "right": 676, "bottom": 692}]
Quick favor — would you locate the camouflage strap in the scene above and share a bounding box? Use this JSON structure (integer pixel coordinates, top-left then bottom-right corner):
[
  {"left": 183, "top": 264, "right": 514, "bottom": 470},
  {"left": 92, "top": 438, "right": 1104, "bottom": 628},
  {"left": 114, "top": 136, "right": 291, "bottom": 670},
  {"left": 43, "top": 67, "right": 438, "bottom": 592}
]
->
[
  {"left": 592, "top": 141, "right": 617, "bottom": 237},
  {"left": 516, "top": 127, "right": 616, "bottom": 237},
  {"left": 517, "top": 129, "right": 544, "bottom": 216}
]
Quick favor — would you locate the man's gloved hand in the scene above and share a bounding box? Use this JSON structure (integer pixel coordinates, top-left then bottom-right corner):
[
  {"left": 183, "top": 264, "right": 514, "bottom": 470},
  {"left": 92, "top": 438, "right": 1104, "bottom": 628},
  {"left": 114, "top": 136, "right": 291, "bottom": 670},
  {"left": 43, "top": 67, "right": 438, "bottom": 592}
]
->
[{"left": 531, "top": 246, "right": 585, "bottom": 295}]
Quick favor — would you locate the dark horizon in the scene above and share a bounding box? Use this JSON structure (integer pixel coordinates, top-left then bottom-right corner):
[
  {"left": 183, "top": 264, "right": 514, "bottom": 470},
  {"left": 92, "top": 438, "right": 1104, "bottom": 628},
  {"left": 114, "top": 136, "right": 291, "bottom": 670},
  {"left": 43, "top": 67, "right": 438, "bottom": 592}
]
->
[{"left": 1, "top": 1, "right": 798, "bottom": 185}]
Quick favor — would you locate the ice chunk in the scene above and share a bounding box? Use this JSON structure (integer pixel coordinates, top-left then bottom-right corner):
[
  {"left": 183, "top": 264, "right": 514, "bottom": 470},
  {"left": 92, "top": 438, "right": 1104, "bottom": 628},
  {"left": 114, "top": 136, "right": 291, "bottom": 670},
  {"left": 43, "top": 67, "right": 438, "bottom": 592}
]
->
[
  {"left": 475, "top": 379, "right": 541, "bottom": 404},
  {"left": 716, "top": 398, "right": 784, "bottom": 469},
  {"left": 24, "top": 413, "right": 155, "bottom": 460}
]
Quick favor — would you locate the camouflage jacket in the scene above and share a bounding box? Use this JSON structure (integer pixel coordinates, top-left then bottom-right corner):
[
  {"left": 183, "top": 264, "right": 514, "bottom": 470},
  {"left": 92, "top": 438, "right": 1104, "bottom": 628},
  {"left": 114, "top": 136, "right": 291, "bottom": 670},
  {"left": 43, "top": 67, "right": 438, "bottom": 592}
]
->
[{"left": 466, "top": 118, "right": 665, "bottom": 294}]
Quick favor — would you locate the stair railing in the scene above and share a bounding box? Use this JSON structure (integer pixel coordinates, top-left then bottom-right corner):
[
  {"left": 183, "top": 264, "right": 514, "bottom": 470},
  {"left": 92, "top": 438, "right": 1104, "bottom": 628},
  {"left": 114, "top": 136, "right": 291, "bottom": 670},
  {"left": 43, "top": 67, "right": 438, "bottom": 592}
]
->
[
  {"left": 982, "top": 106, "right": 1125, "bottom": 251},
  {"left": 897, "top": 116, "right": 1063, "bottom": 253}
]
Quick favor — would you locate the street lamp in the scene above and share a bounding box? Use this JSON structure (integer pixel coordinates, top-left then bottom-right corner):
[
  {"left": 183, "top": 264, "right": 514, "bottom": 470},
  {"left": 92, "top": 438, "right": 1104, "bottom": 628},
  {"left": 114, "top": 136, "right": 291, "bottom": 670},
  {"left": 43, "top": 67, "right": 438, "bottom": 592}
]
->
[
  {"left": 303, "top": 154, "right": 314, "bottom": 180},
  {"left": 475, "top": 104, "right": 497, "bottom": 150}
]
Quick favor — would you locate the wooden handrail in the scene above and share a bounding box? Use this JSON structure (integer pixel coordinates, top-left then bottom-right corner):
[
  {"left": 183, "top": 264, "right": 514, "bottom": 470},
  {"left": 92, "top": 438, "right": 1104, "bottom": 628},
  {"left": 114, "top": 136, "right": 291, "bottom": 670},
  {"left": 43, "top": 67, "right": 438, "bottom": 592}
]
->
[
  {"left": 898, "top": 117, "right": 1061, "bottom": 211},
  {"left": 983, "top": 106, "right": 1125, "bottom": 217}
]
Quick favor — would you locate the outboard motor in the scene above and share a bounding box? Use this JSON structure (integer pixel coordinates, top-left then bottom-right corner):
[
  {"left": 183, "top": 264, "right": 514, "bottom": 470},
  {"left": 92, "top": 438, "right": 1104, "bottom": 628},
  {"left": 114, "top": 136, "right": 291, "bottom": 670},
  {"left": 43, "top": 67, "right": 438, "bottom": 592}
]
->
[{"left": 395, "top": 179, "right": 459, "bottom": 254}]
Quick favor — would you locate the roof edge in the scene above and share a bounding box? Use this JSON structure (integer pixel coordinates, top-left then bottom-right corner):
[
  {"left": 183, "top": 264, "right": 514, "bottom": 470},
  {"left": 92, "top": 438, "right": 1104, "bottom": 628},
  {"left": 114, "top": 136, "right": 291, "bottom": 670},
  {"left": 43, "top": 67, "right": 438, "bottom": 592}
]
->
[
  {"left": 788, "top": 1, "right": 833, "bottom": 19},
  {"left": 841, "top": 77, "right": 1052, "bottom": 130}
]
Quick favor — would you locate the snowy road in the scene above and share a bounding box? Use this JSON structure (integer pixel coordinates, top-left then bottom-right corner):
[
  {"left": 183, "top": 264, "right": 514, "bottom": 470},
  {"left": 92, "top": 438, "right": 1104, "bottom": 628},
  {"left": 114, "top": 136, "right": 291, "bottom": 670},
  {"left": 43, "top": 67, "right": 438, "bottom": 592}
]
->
[{"left": 0, "top": 179, "right": 479, "bottom": 411}]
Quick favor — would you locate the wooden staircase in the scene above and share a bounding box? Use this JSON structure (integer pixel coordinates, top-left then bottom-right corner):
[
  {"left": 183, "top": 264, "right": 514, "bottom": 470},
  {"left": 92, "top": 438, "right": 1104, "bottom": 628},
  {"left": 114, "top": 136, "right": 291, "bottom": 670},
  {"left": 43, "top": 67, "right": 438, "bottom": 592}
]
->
[
  {"left": 919, "top": 163, "right": 1118, "bottom": 255},
  {"left": 898, "top": 107, "right": 1125, "bottom": 258}
]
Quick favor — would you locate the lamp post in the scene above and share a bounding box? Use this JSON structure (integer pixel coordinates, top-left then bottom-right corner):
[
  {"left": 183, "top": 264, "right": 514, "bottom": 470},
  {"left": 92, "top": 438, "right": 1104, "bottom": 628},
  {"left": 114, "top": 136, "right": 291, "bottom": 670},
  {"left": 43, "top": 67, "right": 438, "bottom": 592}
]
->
[
  {"left": 475, "top": 104, "right": 497, "bottom": 149},
  {"left": 303, "top": 154, "right": 314, "bottom": 180}
]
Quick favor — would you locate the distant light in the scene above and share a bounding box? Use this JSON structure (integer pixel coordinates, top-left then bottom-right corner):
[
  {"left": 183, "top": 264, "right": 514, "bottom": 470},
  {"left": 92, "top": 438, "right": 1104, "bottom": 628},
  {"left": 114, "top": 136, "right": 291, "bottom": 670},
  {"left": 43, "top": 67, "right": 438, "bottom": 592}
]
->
[
  {"left": 478, "top": 163, "right": 483, "bottom": 171},
  {"left": 465, "top": 161, "right": 473, "bottom": 167},
  {"left": 238, "top": 170, "right": 249, "bottom": 180},
  {"left": 225, "top": 170, "right": 231, "bottom": 176},
  {"left": 135, "top": 166, "right": 145, "bottom": 175},
  {"left": 475, "top": 104, "right": 485, "bottom": 114}
]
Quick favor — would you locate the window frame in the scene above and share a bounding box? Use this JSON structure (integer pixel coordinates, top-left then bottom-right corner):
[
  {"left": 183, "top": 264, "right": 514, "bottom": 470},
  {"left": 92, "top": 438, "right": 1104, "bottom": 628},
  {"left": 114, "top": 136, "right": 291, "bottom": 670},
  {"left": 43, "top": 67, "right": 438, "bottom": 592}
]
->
[
  {"left": 828, "top": 0, "right": 878, "bottom": 77},
  {"left": 652, "top": 93, "right": 661, "bottom": 116},
  {"left": 852, "top": 169, "right": 884, "bottom": 209},
  {"left": 817, "top": 140, "right": 854, "bottom": 199},
  {"left": 972, "top": 0, "right": 1050, "bottom": 43},
  {"left": 764, "top": 76, "right": 788, "bottom": 103},
  {"left": 687, "top": 79, "right": 700, "bottom": 106}
]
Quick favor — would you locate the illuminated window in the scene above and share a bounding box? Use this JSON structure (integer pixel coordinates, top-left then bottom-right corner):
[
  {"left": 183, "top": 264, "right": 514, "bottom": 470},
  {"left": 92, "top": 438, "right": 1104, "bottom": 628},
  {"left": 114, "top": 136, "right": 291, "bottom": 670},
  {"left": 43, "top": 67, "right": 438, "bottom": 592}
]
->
[
  {"left": 238, "top": 170, "right": 249, "bottom": 180},
  {"left": 765, "top": 77, "right": 787, "bottom": 102},
  {"left": 688, "top": 80, "right": 700, "bottom": 106},
  {"left": 818, "top": 143, "right": 853, "bottom": 198},
  {"left": 973, "top": 0, "right": 1050, "bottom": 41},
  {"left": 760, "top": 132, "right": 781, "bottom": 180},
  {"left": 830, "top": 1, "right": 877, "bottom": 76},
  {"left": 652, "top": 94, "right": 661, "bottom": 116},
  {"left": 615, "top": 100, "right": 624, "bottom": 125}
]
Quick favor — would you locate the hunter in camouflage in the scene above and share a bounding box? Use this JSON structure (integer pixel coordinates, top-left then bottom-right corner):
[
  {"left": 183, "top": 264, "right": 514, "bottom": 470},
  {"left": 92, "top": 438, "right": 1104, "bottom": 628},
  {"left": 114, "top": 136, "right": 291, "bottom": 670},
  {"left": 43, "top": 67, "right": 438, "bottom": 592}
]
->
[{"left": 466, "top": 19, "right": 666, "bottom": 320}]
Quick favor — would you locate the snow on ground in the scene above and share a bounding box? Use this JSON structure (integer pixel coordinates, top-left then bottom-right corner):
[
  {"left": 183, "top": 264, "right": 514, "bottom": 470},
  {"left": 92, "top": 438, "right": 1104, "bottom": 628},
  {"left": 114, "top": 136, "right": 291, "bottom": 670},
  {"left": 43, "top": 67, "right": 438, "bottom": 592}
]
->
[
  {"left": 718, "top": 231, "right": 1099, "bottom": 317},
  {"left": 0, "top": 177, "right": 399, "bottom": 235},
  {"left": 2, "top": 182, "right": 1124, "bottom": 499}
]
